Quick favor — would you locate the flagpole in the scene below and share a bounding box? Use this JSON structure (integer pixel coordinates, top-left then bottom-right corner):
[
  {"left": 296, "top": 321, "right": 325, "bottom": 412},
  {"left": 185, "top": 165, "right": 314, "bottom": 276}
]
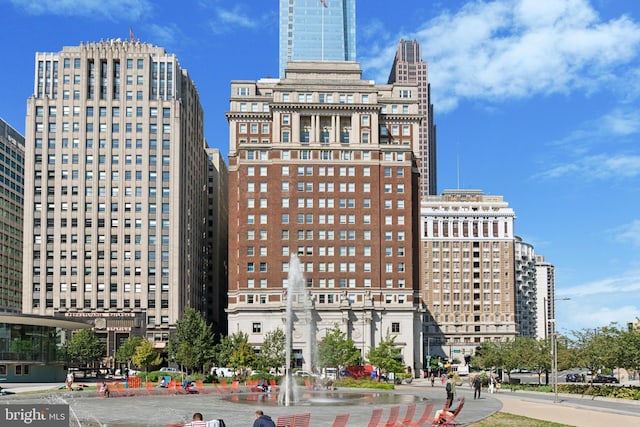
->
[{"left": 321, "top": 3, "right": 325, "bottom": 61}]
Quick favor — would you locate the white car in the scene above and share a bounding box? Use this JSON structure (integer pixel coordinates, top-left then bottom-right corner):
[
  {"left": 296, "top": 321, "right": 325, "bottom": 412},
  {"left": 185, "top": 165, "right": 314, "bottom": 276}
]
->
[
  {"left": 211, "top": 367, "right": 235, "bottom": 378},
  {"left": 160, "top": 367, "right": 183, "bottom": 374}
]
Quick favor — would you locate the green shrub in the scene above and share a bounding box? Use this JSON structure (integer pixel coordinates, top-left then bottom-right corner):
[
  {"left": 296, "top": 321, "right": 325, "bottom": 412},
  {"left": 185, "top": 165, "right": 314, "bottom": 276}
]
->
[{"left": 335, "top": 377, "right": 394, "bottom": 390}]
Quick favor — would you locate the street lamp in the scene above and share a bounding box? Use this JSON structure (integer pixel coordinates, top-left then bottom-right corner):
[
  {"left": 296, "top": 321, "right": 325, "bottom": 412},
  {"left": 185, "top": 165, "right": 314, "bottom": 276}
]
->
[{"left": 550, "top": 297, "right": 571, "bottom": 404}]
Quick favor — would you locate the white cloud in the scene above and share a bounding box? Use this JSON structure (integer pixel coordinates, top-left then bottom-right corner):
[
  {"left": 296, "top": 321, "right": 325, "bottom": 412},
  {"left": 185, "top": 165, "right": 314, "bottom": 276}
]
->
[
  {"left": 562, "top": 303, "right": 639, "bottom": 333},
  {"left": 536, "top": 153, "right": 640, "bottom": 180},
  {"left": 146, "top": 24, "right": 183, "bottom": 48},
  {"left": 555, "top": 271, "right": 640, "bottom": 332},
  {"left": 600, "top": 109, "right": 640, "bottom": 137},
  {"left": 615, "top": 219, "right": 640, "bottom": 247},
  {"left": 360, "top": 0, "right": 640, "bottom": 112},
  {"left": 208, "top": 5, "right": 266, "bottom": 35},
  {"left": 7, "top": 0, "right": 153, "bottom": 20},
  {"left": 557, "top": 273, "right": 640, "bottom": 298}
]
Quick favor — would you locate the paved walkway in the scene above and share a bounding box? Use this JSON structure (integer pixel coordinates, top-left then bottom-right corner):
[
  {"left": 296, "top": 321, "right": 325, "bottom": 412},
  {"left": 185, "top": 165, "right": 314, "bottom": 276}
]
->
[
  {"left": 1, "top": 379, "right": 639, "bottom": 426},
  {"left": 493, "top": 389, "right": 640, "bottom": 427}
]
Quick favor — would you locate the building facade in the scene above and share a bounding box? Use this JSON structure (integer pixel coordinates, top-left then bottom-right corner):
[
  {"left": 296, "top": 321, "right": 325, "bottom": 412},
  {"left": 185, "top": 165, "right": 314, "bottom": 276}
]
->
[
  {"left": 227, "top": 61, "right": 422, "bottom": 373},
  {"left": 421, "top": 190, "right": 517, "bottom": 362},
  {"left": 0, "top": 313, "right": 91, "bottom": 382},
  {"left": 388, "top": 39, "right": 437, "bottom": 197},
  {"left": 514, "top": 237, "right": 537, "bottom": 337},
  {"left": 279, "top": 0, "right": 357, "bottom": 78},
  {"left": 0, "top": 119, "right": 24, "bottom": 313},
  {"left": 21, "top": 40, "right": 208, "bottom": 362},
  {"left": 535, "top": 254, "right": 555, "bottom": 340},
  {"left": 205, "top": 147, "right": 229, "bottom": 335}
]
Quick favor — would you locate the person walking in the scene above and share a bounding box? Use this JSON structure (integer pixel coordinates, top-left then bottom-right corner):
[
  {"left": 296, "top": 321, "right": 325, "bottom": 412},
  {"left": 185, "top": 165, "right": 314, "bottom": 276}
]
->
[
  {"left": 445, "top": 374, "right": 456, "bottom": 407},
  {"left": 473, "top": 375, "right": 482, "bottom": 399},
  {"left": 252, "top": 410, "right": 275, "bottom": 427},
  {"left": 430, "top": 373, "right": 435, "bottom": 387},
  {"left": 488, "top": 376, "right": 495, "bottom": 394}
]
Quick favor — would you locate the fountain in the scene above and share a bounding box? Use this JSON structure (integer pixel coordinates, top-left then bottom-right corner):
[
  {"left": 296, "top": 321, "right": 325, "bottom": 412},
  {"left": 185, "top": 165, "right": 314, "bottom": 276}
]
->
[{"left": 278, "top": 253, "right": 310, "bottom": 406}]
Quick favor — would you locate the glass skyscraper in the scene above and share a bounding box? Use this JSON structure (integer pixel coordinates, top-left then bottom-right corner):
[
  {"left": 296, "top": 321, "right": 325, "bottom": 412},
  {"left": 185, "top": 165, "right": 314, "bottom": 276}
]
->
[{"left": 279, "top": 0, "right": 356, "bottom": 77}]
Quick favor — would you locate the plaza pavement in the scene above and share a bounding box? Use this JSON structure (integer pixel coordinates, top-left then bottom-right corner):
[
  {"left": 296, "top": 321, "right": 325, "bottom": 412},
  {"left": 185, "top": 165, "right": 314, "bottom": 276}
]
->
[{"left": 1, "top": 378, "right": 639, "bottom": 426}]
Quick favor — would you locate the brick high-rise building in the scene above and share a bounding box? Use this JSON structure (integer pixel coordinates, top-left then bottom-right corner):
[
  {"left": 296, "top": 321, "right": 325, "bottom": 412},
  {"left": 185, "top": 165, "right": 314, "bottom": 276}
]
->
[
  {"left": 22, "top": 40, "right": 208, "bottom": 361},
  {"left": 421, "top": 190, "right": 517, "bottom": 362},
  {"left": 227, "top": 61, "right": 422, "bottom": 372},
  {"left": 0, "top": 118, "right": 24, "bottom": 313},
  {"left": 388, "top": 39, "right": 437, "bottom": 197}
]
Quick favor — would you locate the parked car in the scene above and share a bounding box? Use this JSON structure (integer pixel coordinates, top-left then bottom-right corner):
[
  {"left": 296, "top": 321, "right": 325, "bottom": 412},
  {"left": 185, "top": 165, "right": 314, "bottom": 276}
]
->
[
  {"left": 294, "top": 370, "right": 313, "bottom": 377},
  {"left": 592, "top": 375, "right": 619, "bottom": 384},
  {"left": 211, "top": 367, "right": 235, "bottom": 378},
  {"left": 160, "top": 367, "right": 183, "bottom": 374},
  {"left": 565, "top": 373, "right": 580, "bottom": 382}
]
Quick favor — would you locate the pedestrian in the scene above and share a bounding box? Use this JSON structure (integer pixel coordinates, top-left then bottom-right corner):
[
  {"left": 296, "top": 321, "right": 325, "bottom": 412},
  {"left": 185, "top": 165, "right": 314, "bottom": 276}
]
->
[
  {"left": 488, "top": 376, "right": 495, "bottom": 394},
  {"left": 472, "top": 375, "right": 481, "bottom": 399},
  {"left": 99, "top": 382, "right": 110, "bottom": 398},
  {"left": 252, "top": 409, "right": 276, "bottom": 427},
  {"left": 445, "top": 374, "right": 456, "bottom": 407},
  {"left": 184, "top": 412, "right": 207, "bottom": 427},
  {"left": 65, "top": 371, "right": 75, "bottom": 390},
  {"left": 430, "top": 373, "right": 435, "bottom": 387}
]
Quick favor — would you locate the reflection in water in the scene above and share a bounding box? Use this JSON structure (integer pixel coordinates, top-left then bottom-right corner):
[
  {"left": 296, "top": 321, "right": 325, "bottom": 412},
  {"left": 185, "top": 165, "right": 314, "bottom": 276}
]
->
[{"left": 222, "top": 390, "right": 425, "bottom": 407}]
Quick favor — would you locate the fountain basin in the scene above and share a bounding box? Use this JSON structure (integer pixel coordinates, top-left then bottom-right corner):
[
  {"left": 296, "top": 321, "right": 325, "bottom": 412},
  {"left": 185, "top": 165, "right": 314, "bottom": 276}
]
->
[{"left": 221, "top": 390, "right": 426, "bottom": 407}]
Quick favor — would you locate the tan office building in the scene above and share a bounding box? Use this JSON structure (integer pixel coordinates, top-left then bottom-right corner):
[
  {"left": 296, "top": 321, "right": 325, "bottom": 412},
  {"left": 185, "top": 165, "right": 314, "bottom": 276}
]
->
[
  {"left": 227, "top": 61, "right": 423, "bottom": 373},
  {"left": 421, "top": 190, "right": 517, "bottom": 362},
  {"left": 22, "top": 40, "right": 208, "bottom": 360}
]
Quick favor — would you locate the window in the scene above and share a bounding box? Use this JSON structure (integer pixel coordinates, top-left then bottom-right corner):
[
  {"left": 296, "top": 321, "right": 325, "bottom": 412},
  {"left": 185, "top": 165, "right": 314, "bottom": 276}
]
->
[
  {"left": 391, "top": 322, "right": 400, "bottom": 333},
  {"left": 252, "top": 322, "right": 262, "bottom": 333}
]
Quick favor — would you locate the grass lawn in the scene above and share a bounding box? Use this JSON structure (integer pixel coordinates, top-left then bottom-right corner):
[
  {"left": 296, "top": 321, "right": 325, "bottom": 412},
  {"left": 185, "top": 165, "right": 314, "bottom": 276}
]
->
[{"left": 468, "top": 412, "right": 572, "bottom": 426}]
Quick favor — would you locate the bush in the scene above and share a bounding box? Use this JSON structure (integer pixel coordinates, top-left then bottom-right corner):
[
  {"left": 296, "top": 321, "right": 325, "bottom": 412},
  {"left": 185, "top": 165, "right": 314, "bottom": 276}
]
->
[
  {"left": 510, "top": 382, "right": 640, "bottom": 400},
  {"left": 335, "top": 377, "right": 395, "bottom": 390}
]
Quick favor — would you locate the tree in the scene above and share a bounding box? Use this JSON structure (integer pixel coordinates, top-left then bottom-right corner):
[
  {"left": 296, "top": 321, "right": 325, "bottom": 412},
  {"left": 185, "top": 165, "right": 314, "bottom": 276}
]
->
[
  {"left": 229, "top": 341, "right": 257, "bottom": 375},
  {"left": 168, "top": 308, "right": 216, "bottom": 374},
  {"left": 132, "top": 339, "right": 162, "bottom": 373},
  {"left": 573, "top": 326, "right": 617, "bottom": 378},
  {"left": 618, "top": 327, "right": 640, "bottom": 384},
  {"left": 64, "top": 329, "right": 105, "bottom": 366},
  {"left": 317, "top": 324, "right": 361, "bottom": 375},
  {"left": 367, "top": 332, "right": 404, "bottom": 379},
  {"left": 116, "top": 335, "right": 144, "bottom": 369},
  {"left": 213, "top": 332, "right": 250, "bottom": 368},
  {"left": 258, "top": 328, "right": 286, "bottom": 372}
]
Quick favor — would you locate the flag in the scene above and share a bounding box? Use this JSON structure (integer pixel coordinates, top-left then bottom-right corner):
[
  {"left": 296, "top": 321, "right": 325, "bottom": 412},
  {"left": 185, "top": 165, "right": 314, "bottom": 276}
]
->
[
  {"left": 320, "top": 0, "right": 328, "bottom": 8},
  {"left": 129, "top": 27, "right": 134, "bottom": 42}
]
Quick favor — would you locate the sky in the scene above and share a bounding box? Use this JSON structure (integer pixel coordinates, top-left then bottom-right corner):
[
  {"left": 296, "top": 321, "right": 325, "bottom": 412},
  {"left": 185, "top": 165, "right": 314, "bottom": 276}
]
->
[{"left": 0, "top": 0, "right": 639, "bottom": 337}]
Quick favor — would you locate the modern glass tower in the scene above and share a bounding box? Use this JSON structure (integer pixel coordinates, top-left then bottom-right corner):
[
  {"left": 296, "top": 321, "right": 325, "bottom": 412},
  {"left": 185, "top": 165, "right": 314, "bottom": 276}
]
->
[{"left": 279, "top": 0, "right": 356, "bottom": 77}]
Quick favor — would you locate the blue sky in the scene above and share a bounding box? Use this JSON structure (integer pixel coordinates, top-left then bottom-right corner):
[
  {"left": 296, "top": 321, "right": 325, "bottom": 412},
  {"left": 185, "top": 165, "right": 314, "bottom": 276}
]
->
[{"left": 1, "top": 0, "right": 639, "bottom": 336}]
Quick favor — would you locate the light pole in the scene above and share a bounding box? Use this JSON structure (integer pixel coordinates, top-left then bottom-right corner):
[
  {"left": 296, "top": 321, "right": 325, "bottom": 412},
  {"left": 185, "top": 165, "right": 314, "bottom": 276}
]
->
[
  {"left": 550, "top": 297, "right": 571, "bottom": 403},
  {"left": 551, "top": 319, "right": 558, "bottom": 403}
]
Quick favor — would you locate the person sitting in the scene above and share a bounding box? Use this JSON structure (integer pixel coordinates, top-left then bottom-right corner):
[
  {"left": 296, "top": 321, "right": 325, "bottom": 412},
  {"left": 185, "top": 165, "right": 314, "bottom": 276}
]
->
[
  {"left": 183, "top": 412, "right": 207, "bottom": 427},
  {"left": 158, "top": 377, "right": 167, "bottom": 388},
  {"left": 325, "top": 378, "right": 334, "bottom": 391},
  {"left": 183, "top": 380, "right": 198, "bottom": 394},
  {"left": 434, "top": 400, "right": 460, "bottom": 424},
  {"left": 99, "top": 382, "right": 110, "bottom": 398}
]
